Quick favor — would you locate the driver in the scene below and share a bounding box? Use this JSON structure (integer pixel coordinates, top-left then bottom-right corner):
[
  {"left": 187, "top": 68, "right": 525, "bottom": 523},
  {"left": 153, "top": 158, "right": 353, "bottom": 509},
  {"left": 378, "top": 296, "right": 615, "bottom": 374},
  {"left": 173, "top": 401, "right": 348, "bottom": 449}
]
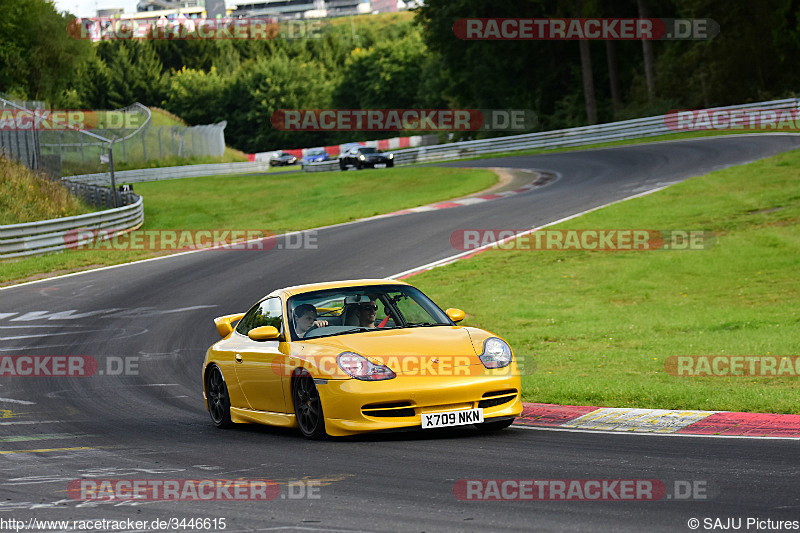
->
[
  {"left": 353, "top": 299, "right": 378, "bottom": 328},
  {"left": 293, "top": 304, "right": 328, "bottom": 338}
]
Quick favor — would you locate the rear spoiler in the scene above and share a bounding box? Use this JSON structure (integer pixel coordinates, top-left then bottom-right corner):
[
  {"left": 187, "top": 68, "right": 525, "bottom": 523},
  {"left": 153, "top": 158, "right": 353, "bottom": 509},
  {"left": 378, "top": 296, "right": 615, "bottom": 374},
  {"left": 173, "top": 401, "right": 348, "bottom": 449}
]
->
[{"left": 214, "top": 313, "right": 245, "bottom": 338}]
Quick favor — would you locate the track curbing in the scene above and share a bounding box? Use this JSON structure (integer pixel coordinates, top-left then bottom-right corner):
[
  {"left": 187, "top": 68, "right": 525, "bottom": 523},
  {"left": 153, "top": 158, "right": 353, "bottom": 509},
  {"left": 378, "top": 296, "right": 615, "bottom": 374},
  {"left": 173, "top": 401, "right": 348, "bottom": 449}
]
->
[{"left": 516, "top": 402, "right": 800, "bottom": 438}]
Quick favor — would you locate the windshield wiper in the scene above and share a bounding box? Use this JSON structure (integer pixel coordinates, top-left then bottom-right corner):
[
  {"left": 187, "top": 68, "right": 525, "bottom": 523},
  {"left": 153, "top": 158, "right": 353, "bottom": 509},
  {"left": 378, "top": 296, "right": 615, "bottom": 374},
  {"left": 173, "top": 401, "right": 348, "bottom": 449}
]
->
[
  {"left": 338, "top": 327, "right": 374, "bottom": 335},
  {"left": 403, "top": 322, "right": 443, "bottom": 328}
]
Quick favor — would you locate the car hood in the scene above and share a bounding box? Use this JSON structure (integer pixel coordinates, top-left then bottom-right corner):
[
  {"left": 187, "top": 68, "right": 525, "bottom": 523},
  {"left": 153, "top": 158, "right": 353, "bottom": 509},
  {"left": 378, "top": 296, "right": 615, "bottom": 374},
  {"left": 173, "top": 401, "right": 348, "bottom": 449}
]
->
[{"left": 299, "top": 326, "right": 482, "bottom": 374}]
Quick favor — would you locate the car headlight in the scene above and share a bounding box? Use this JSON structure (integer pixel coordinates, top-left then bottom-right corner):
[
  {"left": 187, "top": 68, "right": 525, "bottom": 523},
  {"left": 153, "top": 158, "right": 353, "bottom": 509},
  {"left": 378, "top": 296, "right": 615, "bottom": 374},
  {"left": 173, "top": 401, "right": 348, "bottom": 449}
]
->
[
  {"left": 359, "top": 155, "right": 365, "bottom": 160},
  {"left": 337, "top": 352, "right": 396, "bottom": 380},
  {"left": 478, "top": 338, "right": 513, "bottom": 369},
  {"left": 388, "top": 153, "right": 393, "bottom": 159}
]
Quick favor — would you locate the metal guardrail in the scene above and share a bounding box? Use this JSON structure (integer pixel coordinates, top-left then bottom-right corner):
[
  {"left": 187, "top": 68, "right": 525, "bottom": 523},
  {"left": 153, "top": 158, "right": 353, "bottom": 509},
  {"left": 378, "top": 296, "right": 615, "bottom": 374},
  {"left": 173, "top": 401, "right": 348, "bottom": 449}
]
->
[
  {"left": 303, "top": 98, "right": 800, "bottom": 171},
  {"left": 65, "top": 160, "right": 273, "bottom": 186},
  {"left": 0, "top": 194, "right": 143, "bottom": 258},
  {"left": 62, "top": 180, "right": 139, "bottom": 209}
]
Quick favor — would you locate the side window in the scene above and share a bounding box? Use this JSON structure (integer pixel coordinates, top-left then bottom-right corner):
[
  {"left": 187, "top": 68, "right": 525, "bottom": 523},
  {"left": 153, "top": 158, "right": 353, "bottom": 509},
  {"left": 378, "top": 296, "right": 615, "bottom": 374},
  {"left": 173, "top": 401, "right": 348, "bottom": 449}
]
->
[
  {"left": 235, "top": 297, "right": 283, "bottom": 336},
  {"left": 393, "top": 292, "right": 433, "bottom": 323}
]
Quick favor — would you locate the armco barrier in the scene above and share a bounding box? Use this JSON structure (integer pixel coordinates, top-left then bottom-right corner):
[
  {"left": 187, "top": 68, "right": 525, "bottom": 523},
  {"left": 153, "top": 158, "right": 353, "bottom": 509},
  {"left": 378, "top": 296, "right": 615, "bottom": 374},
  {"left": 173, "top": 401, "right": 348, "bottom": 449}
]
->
[
  {"left": 303, "top": 98, "right": 800, "bottom": 171},
  {"left": 0, "top": 194, "right": 143, "bottom": 258},
  {"left": 66, "top": 160, "right": 272, "bottom": 186}
]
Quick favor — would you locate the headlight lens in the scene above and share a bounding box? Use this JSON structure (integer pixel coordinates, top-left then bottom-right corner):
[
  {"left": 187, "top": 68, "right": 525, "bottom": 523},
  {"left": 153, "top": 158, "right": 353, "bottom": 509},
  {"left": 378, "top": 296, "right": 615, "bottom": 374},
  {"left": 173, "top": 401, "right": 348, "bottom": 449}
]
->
[
  {"left": 479, "top": 338, "right": 513, "bottom": 368},
  {"left": 359, "top": 155, "right": 365, "bottom": 160},
  {"left": 388, "top": 153, "right": 393, "bottom": 159},
  {"left": 337, "top": 352, "right": 396, "bottom": 380}
]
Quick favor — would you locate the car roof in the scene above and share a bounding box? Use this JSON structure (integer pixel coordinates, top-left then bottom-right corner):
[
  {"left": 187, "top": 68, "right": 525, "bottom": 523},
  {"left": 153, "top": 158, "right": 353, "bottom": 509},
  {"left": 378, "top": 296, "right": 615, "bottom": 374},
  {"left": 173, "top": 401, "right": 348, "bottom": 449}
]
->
[{"left": 267, "top": 278, "right": 410, "bottom": 299}]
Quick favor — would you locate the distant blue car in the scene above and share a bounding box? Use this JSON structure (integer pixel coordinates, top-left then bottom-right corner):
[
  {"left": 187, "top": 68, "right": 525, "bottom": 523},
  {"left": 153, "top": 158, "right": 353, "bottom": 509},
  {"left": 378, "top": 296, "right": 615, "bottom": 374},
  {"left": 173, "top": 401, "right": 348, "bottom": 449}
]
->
[{"left": 301, "top": 148, "right": 331, "bottom": 165}]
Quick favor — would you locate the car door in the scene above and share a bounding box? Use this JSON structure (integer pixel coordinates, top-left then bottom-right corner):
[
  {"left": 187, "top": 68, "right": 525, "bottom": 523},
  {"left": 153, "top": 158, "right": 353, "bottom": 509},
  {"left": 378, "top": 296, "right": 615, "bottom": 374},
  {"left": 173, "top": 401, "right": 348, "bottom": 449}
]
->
[
  {"left": 231, "top": 297, "right": 289, "bottom": 414},
  {"left": 345, "top": 147, "right": 359, "bottom": 165}
]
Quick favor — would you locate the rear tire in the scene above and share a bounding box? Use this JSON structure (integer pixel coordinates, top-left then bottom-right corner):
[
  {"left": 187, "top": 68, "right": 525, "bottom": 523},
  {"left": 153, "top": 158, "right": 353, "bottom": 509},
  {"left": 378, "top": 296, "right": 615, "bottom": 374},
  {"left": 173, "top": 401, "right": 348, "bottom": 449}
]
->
[
  {"left": 475, "top": 418, "right": 514, "bottom": 432},
  {"left": 293, "top": 371, "right": 327, "bottom": 439},
  {"left": 206, "top": 365, "right": 234, "bottom": 429},
  {"left": 339, "top": 161, "right": 347, "bottom": 171}
]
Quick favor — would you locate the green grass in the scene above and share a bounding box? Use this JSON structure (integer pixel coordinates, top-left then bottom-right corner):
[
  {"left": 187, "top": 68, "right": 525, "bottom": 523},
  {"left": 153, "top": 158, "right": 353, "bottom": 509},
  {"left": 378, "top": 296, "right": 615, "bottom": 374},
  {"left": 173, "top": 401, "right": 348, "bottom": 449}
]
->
[
  {"left": 0, "top": 166, "right": 496, "bottom": 284},
  {"left": 412, "top": 148, "right": 800, "bottom": 414},
  {"left": 0, "top": 155, "right": 94, "bottom": 225}
]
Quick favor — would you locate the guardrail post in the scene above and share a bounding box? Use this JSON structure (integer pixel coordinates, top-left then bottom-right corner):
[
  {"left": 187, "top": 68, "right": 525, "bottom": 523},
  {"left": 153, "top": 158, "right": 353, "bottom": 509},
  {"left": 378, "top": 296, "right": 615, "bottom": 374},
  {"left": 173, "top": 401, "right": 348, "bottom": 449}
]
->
[{"left": 108, "top": 142, "right": 118, "bottom": 208}]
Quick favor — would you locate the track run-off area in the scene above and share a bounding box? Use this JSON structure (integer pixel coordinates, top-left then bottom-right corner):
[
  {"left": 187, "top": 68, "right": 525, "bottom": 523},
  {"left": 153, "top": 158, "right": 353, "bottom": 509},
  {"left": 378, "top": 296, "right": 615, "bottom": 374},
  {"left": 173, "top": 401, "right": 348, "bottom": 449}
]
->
[{"left": 1, "top": 134, "right": 799, "bottom": 532}]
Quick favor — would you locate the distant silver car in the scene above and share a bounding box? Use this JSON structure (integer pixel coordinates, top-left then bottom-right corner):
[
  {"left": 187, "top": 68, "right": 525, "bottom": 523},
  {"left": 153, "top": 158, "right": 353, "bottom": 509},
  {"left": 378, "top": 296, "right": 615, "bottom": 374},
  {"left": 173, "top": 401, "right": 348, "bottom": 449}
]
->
[{"left": 270, "top": 151, "right": 298, "bottom": 166}]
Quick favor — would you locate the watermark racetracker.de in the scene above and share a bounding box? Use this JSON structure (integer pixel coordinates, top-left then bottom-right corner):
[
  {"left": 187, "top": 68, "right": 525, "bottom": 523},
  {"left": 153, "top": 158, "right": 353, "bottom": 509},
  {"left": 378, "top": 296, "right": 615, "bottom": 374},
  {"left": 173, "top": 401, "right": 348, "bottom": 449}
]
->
[
  {"left": 453, "top": 479, "right": 708, "bottom": 501},
  {"left": 665, "top": 108, "right": 800, "bottom": 131},
  {"left": 270, "top": 109, "right": 537, "bottom": 132},
  {"left": 665, "top": 356, "right": 800, "bottom": 377},
  {"left": 66, "top": 478, "right": 322, "bottom": 501},
  {"left": 0, "top": 355, "right": 140, "bottom": 377},
  {"left": 68, "top": 17, "right": 324, "bottom": 41},
  {"left": 452, "top": 18, "right": 719, "bottom": 40},
  {"left": 450, "top": 229, "right": 714, "bottom": 251},
  {"left": 63, "top": 229, "right": 319, "bottom": 252}
]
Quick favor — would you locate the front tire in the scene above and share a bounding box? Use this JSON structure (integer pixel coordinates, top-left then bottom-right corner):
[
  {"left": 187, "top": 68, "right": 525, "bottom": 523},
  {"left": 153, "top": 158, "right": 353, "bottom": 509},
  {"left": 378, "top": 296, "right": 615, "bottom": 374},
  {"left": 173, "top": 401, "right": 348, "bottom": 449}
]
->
[
  {"left": 206, "top": 365, "right": 233, "bottom": 429},
  {"left": 293, "top": 371, "right": 326, "bottom": 439}
]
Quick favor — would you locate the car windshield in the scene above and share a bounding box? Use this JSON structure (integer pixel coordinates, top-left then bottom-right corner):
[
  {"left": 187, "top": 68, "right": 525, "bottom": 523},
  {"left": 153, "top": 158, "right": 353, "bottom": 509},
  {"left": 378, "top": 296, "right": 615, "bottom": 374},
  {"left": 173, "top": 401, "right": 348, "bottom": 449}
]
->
[
  {"left": 358, "top": 147, "right": 378, "bottom": 154},
  {"left": 287, "top": 285, "right": 451, "bottom": 340},
  {"left": 308, "top": 149, "right": 325, "bottom": 155}
]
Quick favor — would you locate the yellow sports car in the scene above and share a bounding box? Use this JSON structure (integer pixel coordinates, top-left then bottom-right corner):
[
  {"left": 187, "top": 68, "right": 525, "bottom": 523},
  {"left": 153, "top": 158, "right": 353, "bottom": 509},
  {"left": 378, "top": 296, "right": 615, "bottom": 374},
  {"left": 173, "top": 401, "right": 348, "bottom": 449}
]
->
[{"left": 202, "top": 279, "right": 522, "bottom": 439}]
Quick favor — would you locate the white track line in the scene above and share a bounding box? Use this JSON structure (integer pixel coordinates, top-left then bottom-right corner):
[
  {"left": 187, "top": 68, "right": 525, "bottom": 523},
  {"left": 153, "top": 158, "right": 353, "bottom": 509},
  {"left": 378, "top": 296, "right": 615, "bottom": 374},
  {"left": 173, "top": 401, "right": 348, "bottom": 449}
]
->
[{"left": 390, "top": 184, "right": 672, "bottom": 279}]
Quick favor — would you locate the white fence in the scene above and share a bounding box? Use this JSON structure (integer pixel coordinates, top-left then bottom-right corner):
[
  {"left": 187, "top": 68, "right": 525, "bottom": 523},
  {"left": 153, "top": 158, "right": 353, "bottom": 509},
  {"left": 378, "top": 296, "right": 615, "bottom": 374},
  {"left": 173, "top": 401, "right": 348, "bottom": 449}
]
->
[{"left": 66, "top": 160, "right": 272, "bottom": 186}]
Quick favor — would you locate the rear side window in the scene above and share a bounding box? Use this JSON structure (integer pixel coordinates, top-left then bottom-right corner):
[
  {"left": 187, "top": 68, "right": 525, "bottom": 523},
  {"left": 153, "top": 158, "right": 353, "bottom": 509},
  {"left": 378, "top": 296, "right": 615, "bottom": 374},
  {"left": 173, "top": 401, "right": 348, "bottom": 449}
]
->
[{"left": 235, "top": 297, "right": 283, "bottom": 335}]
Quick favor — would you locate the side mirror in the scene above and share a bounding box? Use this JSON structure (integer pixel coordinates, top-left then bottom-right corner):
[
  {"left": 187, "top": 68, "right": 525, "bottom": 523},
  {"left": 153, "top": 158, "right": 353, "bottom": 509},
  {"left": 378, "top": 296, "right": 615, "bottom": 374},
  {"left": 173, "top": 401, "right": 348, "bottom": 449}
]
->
[
  {"left": 248, "top": 326, "right": 281, "bottom": 341},
  {"left": 446, "top": 308, "right": 466, "bottom": 323}
]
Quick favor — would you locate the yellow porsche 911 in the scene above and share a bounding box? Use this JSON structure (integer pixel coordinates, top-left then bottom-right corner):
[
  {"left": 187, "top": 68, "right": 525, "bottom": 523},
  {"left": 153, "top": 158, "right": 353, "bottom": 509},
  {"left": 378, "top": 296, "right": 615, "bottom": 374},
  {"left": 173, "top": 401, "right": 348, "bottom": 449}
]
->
[{"left": 202, "top": 279, "right": 522, "bottom": 439}]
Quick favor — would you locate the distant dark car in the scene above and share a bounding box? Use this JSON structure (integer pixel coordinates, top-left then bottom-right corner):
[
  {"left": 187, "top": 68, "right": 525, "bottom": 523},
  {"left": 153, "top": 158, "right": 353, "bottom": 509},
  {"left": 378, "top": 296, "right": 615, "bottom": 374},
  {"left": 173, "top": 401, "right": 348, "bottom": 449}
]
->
[
  {"left": 339, "top": 146, "right": 394, "bottom": 170},
  {"left": 270, "top": 151, "right": 298, "bottom": 167},
  {"left": 301, "top": 148, "right": 331, "bottom": 166}
]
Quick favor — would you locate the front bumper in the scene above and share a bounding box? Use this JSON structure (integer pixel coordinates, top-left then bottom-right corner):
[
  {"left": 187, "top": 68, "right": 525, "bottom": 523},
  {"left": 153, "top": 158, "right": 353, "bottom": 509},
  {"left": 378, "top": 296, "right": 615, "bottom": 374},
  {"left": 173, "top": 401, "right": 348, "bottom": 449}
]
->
[{"left": 317, "top": 367, "right": 522, "bottom": 436}]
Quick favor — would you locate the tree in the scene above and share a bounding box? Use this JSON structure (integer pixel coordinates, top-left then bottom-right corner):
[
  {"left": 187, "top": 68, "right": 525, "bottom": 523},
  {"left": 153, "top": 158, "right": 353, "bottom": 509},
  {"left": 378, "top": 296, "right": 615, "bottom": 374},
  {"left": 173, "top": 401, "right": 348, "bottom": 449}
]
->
[
  {"left": 0, "top": 0, "right": 92, "bottom": 103},
  {"left": 333, "top": 30, "right": 428, "bottom": 110},
  {"left": 221, "top": 54, "right": 334, "bottom": 151},
  {"left": 165, "top": 67, "right": 227, "bottom": 125}
]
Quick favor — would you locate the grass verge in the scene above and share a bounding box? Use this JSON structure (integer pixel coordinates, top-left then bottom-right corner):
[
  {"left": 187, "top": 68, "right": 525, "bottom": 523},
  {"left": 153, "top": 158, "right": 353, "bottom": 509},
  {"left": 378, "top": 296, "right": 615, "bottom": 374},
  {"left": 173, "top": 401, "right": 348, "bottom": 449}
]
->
[
  {"left": 412, "top": 148, "right": 800, "bottom": 414},
  {"left": 0, "top": 166, "right": 496, "bottom": 284},
  {"left": 0, "top": 155, "right": 94, "bottom": 225}
]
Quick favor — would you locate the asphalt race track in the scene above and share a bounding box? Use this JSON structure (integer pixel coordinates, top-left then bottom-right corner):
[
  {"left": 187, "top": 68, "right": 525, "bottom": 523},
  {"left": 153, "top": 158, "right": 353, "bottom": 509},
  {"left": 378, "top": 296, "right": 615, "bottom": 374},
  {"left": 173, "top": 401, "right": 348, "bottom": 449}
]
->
[{"left": 1, "top": 135, "right": 799, "bottom": 532}]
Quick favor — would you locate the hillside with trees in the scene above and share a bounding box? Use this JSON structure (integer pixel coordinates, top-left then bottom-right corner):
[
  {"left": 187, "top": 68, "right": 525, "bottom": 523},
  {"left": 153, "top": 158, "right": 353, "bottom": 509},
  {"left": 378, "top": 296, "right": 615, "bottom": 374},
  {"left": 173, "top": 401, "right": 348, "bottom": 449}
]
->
[{"left": 2, "top": 0, "right": 799, "bottom": 152}]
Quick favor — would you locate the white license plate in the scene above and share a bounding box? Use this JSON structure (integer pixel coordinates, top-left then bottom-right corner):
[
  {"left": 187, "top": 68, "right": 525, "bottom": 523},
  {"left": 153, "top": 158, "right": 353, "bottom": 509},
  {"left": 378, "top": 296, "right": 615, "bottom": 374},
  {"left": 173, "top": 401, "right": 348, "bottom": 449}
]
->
[
  {"left": 374, "top": 163, "right": 387, "bottom": 168},
  {"left": 422, "top": 408, "right": 483, "bottom": 429}
]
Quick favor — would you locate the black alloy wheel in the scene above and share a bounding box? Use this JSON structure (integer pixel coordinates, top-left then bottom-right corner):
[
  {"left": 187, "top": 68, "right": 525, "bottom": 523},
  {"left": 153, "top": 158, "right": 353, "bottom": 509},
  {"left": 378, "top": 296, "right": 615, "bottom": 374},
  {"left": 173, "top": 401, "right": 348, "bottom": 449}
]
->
[
  {"left": 206, "top": 365, "right": 233, "bottom": 428},
  {"left": 293, "top": 371, "right": 326, "bottom": 439}
]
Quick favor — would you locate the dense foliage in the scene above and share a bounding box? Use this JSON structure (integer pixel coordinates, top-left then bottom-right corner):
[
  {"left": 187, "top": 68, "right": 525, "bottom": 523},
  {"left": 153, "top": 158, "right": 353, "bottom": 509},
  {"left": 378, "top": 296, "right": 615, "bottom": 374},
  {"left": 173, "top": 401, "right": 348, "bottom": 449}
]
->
[{"left": 2, "top": 0, "right": 800, "bottom": 152}]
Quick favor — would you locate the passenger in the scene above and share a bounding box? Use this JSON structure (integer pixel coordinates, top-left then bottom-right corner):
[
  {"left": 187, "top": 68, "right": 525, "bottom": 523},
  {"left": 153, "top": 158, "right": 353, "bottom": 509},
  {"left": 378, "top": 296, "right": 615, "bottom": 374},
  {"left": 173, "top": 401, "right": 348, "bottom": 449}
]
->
[{"left": 293, "top": 304, "right": 328, "bottom": 338}]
